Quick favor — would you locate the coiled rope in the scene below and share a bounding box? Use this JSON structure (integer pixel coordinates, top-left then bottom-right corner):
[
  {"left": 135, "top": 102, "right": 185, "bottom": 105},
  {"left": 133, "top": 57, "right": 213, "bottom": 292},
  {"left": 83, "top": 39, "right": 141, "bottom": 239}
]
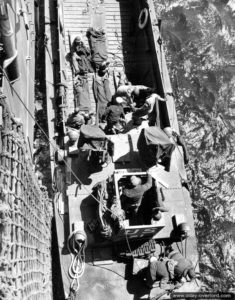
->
[{"left": 67, "top": 230, "right": 87, "bottom": 294}]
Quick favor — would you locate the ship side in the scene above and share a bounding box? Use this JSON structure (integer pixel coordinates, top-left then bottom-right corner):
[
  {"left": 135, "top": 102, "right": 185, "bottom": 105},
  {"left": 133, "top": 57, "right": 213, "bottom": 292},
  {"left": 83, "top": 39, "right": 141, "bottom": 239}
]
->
[{"left": 0, "top": 1, "right": 52, "bottom": 299}]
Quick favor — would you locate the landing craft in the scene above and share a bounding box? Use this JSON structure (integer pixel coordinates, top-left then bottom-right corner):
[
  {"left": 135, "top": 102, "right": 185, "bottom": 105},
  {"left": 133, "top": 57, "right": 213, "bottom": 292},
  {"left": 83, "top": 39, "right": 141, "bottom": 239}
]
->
[{"left": 45, "top": 0, "right": 201, "bottom": 299}]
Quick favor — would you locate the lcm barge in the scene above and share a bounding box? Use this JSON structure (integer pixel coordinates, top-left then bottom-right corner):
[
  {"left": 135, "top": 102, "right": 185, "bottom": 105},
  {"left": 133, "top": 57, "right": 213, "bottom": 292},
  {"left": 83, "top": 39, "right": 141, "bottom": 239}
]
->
[{"left": 45, "top": 0, "right": 201, "bottom": 299}]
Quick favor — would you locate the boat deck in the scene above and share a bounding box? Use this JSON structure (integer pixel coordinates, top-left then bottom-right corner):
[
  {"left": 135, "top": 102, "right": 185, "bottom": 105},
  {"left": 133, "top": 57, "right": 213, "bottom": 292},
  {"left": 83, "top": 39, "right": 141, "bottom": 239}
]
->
[
  {"left": 52, "top": 0, "right": 201, "bottom": 299},
  {"left": 63, "top": 0, "right": 158, "bottom": 115},
  {"left": 54, "top": 121, "right": 199, "bottom": 299}
]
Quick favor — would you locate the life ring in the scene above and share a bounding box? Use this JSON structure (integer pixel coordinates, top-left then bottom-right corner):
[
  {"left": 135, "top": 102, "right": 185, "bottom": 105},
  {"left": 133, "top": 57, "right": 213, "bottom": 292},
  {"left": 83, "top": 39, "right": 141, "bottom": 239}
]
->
[{"left": 138, "top": 8, "right": 149, "bottom": 29}]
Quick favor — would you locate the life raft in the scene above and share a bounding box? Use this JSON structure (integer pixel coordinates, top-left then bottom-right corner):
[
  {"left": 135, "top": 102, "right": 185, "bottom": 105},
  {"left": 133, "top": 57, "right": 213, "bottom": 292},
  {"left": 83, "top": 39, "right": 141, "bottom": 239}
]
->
[{"left": 138, "top": 8, "right": 148, "bottom": 29}]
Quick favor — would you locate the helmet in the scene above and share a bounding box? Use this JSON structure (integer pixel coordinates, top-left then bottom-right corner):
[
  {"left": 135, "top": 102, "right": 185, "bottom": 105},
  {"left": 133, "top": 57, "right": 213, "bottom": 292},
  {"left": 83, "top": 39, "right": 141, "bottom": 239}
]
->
[
  {"left": 74, "top": 36, "right": 83, "bottom": 43},
  {"left": 73, "top": 113, "right": 85, "bottom": 125},
  {"left": 153, "top": 211, "right": 162, "bottom": 221},
  {"left": 73, "top": 36, "right": 84, "bottom": 49},
  {"left": 130, "top": 175, "right": 142, "bottom": 186},
  {"left": 115, "top": 96, "right": 126, "bottom": 104},
  {"left": 178, "top": 222, "right": 190, "bottom": 238}
]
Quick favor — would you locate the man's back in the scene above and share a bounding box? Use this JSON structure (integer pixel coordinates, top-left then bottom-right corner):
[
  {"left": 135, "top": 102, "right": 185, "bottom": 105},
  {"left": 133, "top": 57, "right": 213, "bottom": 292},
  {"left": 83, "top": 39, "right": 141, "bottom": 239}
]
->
[
  {"left": 169, "top": 251, "right": 193, "bottom": 279},
  {"left": 105, "top": 104, "right": 124, "bottom": 124}
]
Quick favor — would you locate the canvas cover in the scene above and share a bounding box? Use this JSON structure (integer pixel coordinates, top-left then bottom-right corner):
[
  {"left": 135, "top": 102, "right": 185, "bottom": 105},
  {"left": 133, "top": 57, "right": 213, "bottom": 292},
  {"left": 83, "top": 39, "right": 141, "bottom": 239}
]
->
[{"left": 137, "top": 127, "right": 175, "bottom": 168}]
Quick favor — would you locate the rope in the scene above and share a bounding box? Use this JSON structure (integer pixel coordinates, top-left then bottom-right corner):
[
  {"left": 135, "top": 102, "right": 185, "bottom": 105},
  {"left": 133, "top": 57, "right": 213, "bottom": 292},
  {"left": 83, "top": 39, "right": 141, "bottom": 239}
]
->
[
  {"left": 180, "top": 236, "right": 184, "bottom": 257},
  {"left": 176, "top": 241, "right": 182, "bottom": 255},
  {"left": 124, "top": 230, "right": 143, "bottom": 272},
  {"left": 185, "top": 236, "right": 187, "bottom": 259},
  {"left": 124, "top": 229, "right": 133, "bottom": 257},
  {"left": 67, "top": 231, "right": 86, "bottom": 293}
]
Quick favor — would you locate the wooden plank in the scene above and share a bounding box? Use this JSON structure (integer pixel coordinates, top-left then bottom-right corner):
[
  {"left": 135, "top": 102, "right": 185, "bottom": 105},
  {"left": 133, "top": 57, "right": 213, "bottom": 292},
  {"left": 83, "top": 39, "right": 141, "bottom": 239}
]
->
[
  {"left": 63, "top": 18, "right": 89, "bottom": 21},
  {"left": 63, "top": 13, "right": 129, "bottom": 18},
  {"left": 63, "top": 7, "right": 130, "bottom": 13},
  {"left": 63, "top": 17, "right": 130, "bottom": 23},
  {"left": 63, "top": 1, "right": 129, "bottom": 6},
  {"left": 62, "top": 0, "right": 132, "bottom": 112},
  {"left": 62, "top": 24, "right": 129, "bottom": 30}
]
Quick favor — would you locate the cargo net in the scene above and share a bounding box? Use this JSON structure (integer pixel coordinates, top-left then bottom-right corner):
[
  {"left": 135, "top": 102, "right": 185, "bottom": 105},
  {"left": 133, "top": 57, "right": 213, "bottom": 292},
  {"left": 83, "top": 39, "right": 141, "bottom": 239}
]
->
[{"left": 0, "top": 97, "right": 52, "bottom": 300}]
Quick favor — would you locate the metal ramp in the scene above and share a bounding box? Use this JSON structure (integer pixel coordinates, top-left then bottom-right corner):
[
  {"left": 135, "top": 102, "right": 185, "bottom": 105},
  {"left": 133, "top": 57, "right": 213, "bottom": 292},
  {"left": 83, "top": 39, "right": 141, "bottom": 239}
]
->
[{"left": 62, "top": 0, "right": 133, "bottom": 116}]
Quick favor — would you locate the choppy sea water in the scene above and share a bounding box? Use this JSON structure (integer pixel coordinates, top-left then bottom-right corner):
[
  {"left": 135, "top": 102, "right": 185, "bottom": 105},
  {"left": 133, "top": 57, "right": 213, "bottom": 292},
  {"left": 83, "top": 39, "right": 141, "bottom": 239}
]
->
[{"left": 156, "top": 0, "right": 235, "bottom": 291}]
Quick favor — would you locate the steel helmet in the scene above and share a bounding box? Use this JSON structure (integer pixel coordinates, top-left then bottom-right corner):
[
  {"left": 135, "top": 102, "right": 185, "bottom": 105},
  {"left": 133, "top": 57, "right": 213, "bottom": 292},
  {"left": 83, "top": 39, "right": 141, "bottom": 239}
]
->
[
  {"left": 153, "top": 211, "right": 162, "bottom": 221},
  {"left": 115, "top": 96, "right": 126, "bottom": 104},
  {"left": 130, "top": 175, "right": 142, "bottom": 186}
]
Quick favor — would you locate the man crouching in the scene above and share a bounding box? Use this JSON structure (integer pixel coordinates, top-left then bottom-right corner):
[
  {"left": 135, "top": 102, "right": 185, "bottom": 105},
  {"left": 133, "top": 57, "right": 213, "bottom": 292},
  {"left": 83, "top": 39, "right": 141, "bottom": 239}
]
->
[{"left": 144, "top": 253, "right": 196, "bottom": 291}]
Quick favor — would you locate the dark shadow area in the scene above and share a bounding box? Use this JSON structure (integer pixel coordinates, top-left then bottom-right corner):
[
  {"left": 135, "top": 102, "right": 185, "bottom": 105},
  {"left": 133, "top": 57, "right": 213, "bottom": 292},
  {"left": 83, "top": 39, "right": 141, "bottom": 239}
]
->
[
  {"left": 140, "top": 186, "right": 157, "bottom": 225},
  {"left": 114, "top": 150, "right": 146, "bottom": 170},
  {"left": 118, "top": 0, "right": 155, "bottom": 87},
  {"left": 126, "top": 276, "right": 150, "bottom": 300},
  {"left": 120, "top": 0, "right": 171, "bottom": 129},
  {"left": 125, "top": 261, "right": 150, "bottom": 300},
  {"left": 51, "top": 217, "right": 65, "bottom": 300},
  {"left": 61, "top": 213, "right": 70, "bottom": 255},
  {"left": 80, "top": 194, "right": 99, "bottom": 251},
  {"left": 48, "top": 0, "right": 59, "bottom": 85},
  {"left": 70, "top": 151, "right": 102, "bottom": 186}
]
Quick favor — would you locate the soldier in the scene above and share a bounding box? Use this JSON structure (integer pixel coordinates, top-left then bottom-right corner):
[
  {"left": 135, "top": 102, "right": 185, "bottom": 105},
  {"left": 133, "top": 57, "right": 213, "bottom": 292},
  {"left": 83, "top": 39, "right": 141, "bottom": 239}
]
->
[
  {"left": 71, "top": 36, "right": 93, "bottom": 75},
  {"left": 167, "top": 250, "right": 196, "bottom": 282},
  {"left": 145, "top": 254, "right": 196, "bottom": 290},
  {"left": 132, "top": 92, "right": 166, "bottom": 126},
  {"left": 103, "top": 96, "right": 126, "bottom": 134},
  {"left": 121, "top": 173, "right": 152, "bottom": 215}
]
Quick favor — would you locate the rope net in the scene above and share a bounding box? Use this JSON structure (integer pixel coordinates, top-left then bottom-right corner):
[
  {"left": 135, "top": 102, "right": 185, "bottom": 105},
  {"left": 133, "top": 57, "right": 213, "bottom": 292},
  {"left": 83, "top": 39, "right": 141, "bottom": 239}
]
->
[{"left": 0, "top": 95, "right": 52, "bottom": 300}]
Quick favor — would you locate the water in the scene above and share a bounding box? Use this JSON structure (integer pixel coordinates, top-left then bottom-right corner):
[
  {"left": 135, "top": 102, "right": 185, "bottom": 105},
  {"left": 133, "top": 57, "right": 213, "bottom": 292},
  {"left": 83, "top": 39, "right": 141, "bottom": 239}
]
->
[{"left": 156, "top": 0, "right": 235, "bottom": 291}]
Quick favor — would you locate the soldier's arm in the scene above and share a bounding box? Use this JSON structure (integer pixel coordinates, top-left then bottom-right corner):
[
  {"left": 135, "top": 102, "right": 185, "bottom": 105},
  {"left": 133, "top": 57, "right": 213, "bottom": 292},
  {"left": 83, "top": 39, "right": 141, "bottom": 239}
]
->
[
  {"left": 155, "top": 93, "right": 166, "bottom": 102},
  {"left": 71, "top": 53, "right": 80, "bottom": 74},
  {"left": 142, "top": 174, "right": 152, "bottom": 191}
]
